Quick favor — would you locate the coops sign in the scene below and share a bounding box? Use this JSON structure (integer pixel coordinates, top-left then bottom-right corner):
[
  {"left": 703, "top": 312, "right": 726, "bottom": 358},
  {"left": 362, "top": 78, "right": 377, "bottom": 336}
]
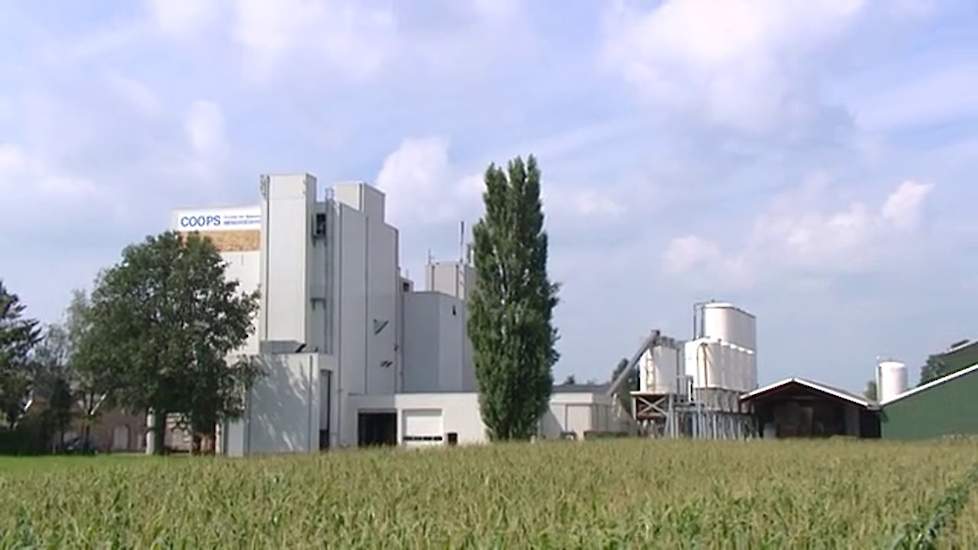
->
[{"left": 171, "top": 206, "right": 261, "bottom": 232}]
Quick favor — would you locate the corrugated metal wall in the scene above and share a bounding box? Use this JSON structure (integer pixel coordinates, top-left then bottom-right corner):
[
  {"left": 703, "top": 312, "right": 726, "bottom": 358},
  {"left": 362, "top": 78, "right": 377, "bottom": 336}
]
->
[{"left": 881, "top": 368, "right": 978, "bottom": 439}]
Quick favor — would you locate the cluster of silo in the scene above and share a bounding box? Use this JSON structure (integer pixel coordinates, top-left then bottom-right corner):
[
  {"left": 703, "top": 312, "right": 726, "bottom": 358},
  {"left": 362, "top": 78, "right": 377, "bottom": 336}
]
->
[{"left": 685, "top": 302, "right": 758, "bottom": 394}]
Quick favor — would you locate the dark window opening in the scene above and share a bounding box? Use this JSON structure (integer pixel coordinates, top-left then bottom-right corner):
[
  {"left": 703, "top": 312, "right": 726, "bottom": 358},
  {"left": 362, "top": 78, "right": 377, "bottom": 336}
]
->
[
  {"left": 402, "top": 435, "right": 444, "bottom": 442},
  {"left": 313, "top": 213, "right": 327, "bottom": 237},
  {"left": 358, "top": 412, "right": 397, "bottom": 447}
]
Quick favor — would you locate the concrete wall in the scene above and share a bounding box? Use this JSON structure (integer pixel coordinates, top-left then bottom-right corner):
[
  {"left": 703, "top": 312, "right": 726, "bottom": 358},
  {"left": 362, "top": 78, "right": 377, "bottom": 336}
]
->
[
  {"left": 402, "top": 292, "right": 474, "bottom": 392},
  {"left": 426, "top": 261, "right": 477, "bottom": 301},
  {"left": 239, "top": 353, "right": 334, "bottom": 455},
  {"left": 365, "top": 222, "right": 398, "bottom": 395},
  {"left": 260, "top": 174, "right": 315, "bottom": 346},
  {"left": 349, "top": 392, "right": 486, "bottom": 445},
  {"left": 539, "top": 392, "right": 617, "bottom": 439}
]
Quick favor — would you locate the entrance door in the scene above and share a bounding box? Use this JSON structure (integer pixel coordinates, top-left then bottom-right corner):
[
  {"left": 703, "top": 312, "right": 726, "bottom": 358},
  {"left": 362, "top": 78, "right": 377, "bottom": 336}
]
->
[
  {"left": 112, "top": 425, "right": 130, "bottom": 451},
  {"left": 358, "top": 412, "right": 397, "bottom": 447}
]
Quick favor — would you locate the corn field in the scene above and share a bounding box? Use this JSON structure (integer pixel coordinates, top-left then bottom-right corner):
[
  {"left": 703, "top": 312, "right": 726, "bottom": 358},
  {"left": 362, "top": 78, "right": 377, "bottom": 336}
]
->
[{"left": 2, "top": 439, "right": 977, "bottom": 548}]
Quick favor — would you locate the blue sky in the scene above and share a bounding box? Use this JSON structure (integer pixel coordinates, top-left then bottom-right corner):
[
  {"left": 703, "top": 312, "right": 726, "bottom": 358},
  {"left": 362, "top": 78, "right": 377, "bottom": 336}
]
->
[{"left": 2, "top": 0, "right": 977, "bottom": 392}]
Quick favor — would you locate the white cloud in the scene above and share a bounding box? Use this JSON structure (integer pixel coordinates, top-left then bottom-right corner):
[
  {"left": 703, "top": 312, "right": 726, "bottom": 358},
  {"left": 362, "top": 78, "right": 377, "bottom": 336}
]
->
[
  {"left": 375, "top": 137, "right": 478, "bottom": 226},
  {"left": 232, "top": 0, "right": 396, "bottom": 80},
  {"left": 183, "top": 100, "right": 230, "bottom": 183},
  {"left": 0, "top": 143, "right": 28, "bottom": 173},
  {"left": 881, "top": 181, "right": 934, "bottom": 229},
  {"left": 149, "top": 0, "right": 220, "bottom": 36},
  {"left": 602, "top": 0, "right": 865, "bottom": 133},
  {"left": 853, "top": 66, "right": 978, "bottom": 131},
  {"left": 104, "top": 73, "right": 162, "bottom": 117},
  {"left": 0, "top": 142, "right": 99, "bottom": 209},
  {"left": 663, "top": 179, "right": 935, "bottom": 287},
  {"left": 663, "top": 235, "right": 721, "bottom": 275},
  {"left": 545, "top": 188, "right": 626, "bottom": 219},
  {"left": 185, "top": 100, "right": 228, "bottom": 158}
]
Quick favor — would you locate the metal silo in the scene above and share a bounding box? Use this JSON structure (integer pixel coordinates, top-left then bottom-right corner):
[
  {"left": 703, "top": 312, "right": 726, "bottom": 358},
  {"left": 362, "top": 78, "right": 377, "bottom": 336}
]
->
[
  {"left": 877, "top": 360, "right": 908, "bottom": 402},
  {"left": 639, "top": 343, "right": 682, "bottom": 394},
  {"left": 700, "top": 302, "right": 756, "bottom": 351}
]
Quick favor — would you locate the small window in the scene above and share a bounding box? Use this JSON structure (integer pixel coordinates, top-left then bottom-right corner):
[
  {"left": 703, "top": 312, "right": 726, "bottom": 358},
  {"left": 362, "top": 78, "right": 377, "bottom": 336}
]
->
[{"left": 313, "top": 213, "right": 327, "bottom": 237}]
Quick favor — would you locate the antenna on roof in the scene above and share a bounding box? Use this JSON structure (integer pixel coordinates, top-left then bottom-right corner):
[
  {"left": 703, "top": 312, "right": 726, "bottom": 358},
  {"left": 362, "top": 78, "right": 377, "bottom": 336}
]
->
[{"left": 459, "top": 221, "right": 465, "bottom": 263}]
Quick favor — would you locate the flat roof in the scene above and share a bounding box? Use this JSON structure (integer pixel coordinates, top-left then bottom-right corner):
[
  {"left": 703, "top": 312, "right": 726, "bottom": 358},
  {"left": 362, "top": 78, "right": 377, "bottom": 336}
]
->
[
  {"left": 553, "top": 383, "right": 609, "bottom": 394},
  {"left": 880, "top": 363, "right": 978, "bottom": 406},
  {"left": 741, "top": 377, "right": 877, "bottom": 409}
]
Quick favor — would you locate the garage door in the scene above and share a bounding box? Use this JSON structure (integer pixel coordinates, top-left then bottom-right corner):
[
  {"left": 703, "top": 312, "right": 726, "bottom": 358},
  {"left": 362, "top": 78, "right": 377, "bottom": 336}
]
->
[{"left": 402, "top": 409, "right": 443, "bottom": 447}]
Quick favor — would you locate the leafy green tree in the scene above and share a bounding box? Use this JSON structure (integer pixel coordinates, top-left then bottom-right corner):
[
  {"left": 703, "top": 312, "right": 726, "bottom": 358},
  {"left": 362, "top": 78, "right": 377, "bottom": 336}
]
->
[
  {"left": 30, "top": 323, "right": 74, "bottom": 450},
  {"left": 562, "top": 374, "right": 577, "bottom": 385},
  {"left": 60, "top": 290, "right": 112, "bottom": 452},
  {"left": 81, "top": 232, "right": 260, "bottom": 454},
  {"left": 864, "top": 379, "right": 877, "bottom": 401},
  {"left": 469, "top": 156, "right": 559, "bottom": 441},
  {"left": 0, "top": 281, "right": 41, "bottom": 427},
  {"left": 919, "top": 353, "right": 967, "bottom": 386}
]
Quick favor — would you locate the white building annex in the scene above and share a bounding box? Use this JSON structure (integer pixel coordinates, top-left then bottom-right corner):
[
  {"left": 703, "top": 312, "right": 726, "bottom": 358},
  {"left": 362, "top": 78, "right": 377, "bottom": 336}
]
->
[{"left": 171, "top": 174, "right": 621, "bottom": 455}]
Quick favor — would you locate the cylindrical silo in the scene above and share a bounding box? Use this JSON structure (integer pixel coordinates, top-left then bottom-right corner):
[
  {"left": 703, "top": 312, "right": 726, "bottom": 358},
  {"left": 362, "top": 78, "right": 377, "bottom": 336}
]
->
[
  {"left": 702, "top": 302, "right": 756, "bottom": 350},
  {"left": 703, "top": 303, "right": 737, "bottom": 345},
  {"left": 876, "top": 360, "right": 908, "bottom": 402},
  {"left": 640, "top": 344, "right": 681, "bottom": 394},
  {"left": 745, "top": 349, "right": 757, "bottom": 390}
]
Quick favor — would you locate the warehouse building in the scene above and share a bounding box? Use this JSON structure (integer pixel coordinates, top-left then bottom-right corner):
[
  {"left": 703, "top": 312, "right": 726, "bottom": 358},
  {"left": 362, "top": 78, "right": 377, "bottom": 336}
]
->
[
  {"left": 880, "top": 363, "right": 978, "bottom": 440},
  {"left": 170, "top": 173, "right": 623, "bottom": 455},
  {"left": 740, "top": 378, "right": 880, "bottom": 438}
]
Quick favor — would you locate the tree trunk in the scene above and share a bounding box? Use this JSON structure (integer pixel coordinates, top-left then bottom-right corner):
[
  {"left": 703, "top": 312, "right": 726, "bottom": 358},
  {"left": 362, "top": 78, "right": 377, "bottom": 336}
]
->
[
  {"left": 82, "top": 424, "right": 91, "bottom": 453},
  {"left": 191, "top": 432, "right": 202, "bottom": 456},
  {"left": 151, "top": 412, "right": 167, "bottom": 455}
]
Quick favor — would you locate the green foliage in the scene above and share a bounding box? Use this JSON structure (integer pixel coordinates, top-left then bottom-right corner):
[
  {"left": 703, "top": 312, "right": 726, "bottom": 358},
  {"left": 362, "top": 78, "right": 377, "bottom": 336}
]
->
[
  {"left": 0, "top": 281, "right": 41, "bottom": 426},
  {"left": 1, "top": 439, "right": 977, "bottom": 547},
  {"left": 864, "top": 379, "right": 878, "bottom": 401},
  {"left": 919, "top": 354, "right": 952, "bottom": 386},
  {"left": 79, "top": 232, "right": 260, "bottom": 453},
  {"left": 469, "top": 156, "right": 559, "bottom": 441}
]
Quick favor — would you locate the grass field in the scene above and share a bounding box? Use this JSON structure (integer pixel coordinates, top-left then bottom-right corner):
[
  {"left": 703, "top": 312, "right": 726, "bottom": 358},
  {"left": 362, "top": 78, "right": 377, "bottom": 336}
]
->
[{"left": 2, "top": 439, "right": 977, "bottom": 548}]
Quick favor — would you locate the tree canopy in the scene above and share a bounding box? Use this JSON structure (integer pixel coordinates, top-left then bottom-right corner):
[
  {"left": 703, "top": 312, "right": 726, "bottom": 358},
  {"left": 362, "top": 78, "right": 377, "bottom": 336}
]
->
[
  {"left": 469, "top": 155, "right": 559, "bottom": 441},
  {"left": 0, "top": 281, "right": 41, "bottom": 426},
  {"left": 79, "top": 231, "right": 260, "bottom": 453}
]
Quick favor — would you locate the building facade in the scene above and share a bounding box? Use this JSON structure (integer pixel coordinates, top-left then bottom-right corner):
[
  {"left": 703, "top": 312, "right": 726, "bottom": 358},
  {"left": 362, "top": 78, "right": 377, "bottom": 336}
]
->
[
  {"left": 880, "top": 364, "right": 978, "bottom": 440},
  {"left": 172, "top": 174, "right": 618, "bottom": 455}
]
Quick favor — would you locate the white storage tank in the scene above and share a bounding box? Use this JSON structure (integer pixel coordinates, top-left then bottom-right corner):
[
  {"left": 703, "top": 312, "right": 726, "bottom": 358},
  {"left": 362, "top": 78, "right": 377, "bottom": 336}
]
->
[
  {"left": 686, "top": 339, "right": 725, "bottom": 389},
  {"left": 745, "top": 348, "right": 757, "bottom": 391},
  {"left": 701, "top": 302, "right": 756, "bottom": 350},
  {"left": 876, "top": 360, "right": 908, "bottom": 402},
  {"left": 640, "top": 344, "right": 682, "bottom": 394}
]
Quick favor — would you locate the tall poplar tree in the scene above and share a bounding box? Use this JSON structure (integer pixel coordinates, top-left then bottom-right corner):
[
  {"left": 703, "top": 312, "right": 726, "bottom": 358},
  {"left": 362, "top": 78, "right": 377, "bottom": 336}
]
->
[{"left": 469, "top": 155, "right": 559, "bottom": 440}]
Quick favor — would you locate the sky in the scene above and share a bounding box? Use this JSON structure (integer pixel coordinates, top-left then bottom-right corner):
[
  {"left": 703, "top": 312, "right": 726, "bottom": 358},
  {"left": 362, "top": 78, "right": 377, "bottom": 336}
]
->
[{"left": 2, "top": 0, "right": 977, "bottom": 392}]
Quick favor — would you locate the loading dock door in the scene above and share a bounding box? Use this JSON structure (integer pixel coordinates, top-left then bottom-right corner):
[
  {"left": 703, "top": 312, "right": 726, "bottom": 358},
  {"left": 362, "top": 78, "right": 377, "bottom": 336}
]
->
[{"left": 402, "top": 409, "right": 444, "bottom": 447}]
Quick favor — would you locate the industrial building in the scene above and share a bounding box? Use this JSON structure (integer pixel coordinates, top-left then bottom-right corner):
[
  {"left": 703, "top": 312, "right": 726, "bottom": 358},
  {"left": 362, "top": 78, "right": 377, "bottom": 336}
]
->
[
  {"left": 740, "top": 378, "right": 880, "bottom": 438},
  {"left": 880, "top": 362, "right": 978, "bottom": 440},
  {"left": 609, "top": 302, "right": 759, "bottom": 438},
  {"left": 169, "top": 174, "right": 624, "bottom": 455}
]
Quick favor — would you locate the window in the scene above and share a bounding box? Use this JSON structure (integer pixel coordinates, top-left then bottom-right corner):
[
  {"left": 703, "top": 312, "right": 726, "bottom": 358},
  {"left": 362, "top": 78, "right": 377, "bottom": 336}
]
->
[{"left": 313, "top": 213, "right": 327, "bottom": 238}]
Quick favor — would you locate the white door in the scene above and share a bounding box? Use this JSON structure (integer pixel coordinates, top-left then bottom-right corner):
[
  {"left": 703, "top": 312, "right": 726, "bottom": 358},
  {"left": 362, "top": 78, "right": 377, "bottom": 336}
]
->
[
  {"left": 112, "top": 425, "right": 130, "bottom": 451},
  {"left": 402, "top": 409, "right": 443, "bottom": 447}
]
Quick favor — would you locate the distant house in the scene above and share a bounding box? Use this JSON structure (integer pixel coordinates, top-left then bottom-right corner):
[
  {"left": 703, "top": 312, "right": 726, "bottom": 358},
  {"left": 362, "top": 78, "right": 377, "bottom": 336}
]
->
[
  {"left": 740, "top": 378, "right": 880, "bottom": 438},
  {"left": 880, "top": 363, "right": 978, "bottom": 440}
]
